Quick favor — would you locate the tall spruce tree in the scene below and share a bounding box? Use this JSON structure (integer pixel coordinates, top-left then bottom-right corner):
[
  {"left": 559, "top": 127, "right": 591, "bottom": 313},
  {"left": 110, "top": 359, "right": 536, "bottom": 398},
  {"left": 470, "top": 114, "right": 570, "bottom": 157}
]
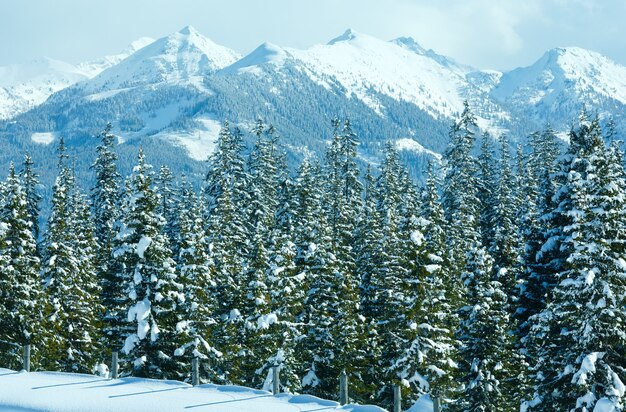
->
[
  {"left": 454, "top": 246, "right": 515, "bottom": 412},
  {"left": 525, "top": 115, "right": 626, "bottom": 411},
  {"left": 298, "top": 158, "right": 343, "bottom": 399},
  {"left": 517, "top": 127, "right": 562, "bottom": 336},
  {"left": 204, "top": 123, "right": 250, "bottom": 384},
  {"left": 369, "top": 143, "right": 413, "bottom": 408},
  {"left": 173, "top": 179, "right": 221, "bottom": 383},
  {"left": 42, "top": 154, "right": 101, "bottom": 373},
  {"left": 476, "top": 132, "right": 498, "bottom": 250},
  {"left": 355, "top": 165, "right": 385, "bottom": 402},
  {"left": 0, "top": 164, "right": 43, "bottom": 369},
  {"left": 491, "top": 135, "right": 522, "bottom": 301},
  {"left": 91, "top": 123, "right": 123, "bottom": 353},
  {"left": 20, "top": 153, "right": 41, "bottom": 241},
  {"left": 112, "top": 149, "right": 184, "bottom": 379},
  {"left": 325, "top": 119, "right": 365, "bottom": 393},
  {"left": 442, "top": 101, "right": 481, "bottom": 272},
  {"left": 415, "top": 163, "right": 460, "bottom": 409}
]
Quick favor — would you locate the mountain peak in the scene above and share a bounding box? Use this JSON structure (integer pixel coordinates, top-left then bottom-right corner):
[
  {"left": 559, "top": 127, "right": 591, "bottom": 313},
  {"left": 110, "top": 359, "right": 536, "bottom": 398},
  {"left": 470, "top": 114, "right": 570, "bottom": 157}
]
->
[
  {"left": 222, "top": 42, "right": 288, "bottom": 74},
  {"left": 178, "top": 25, "right": 199, "bottom": 36},
  {"left": 327, "top": 28, "right": 365, "bottom": 45},
  {"left": 541, "top": 46, "right": 607, "bottom": 66},
  {"left": 83, "top": 27, "right": 240, "bottom": 91},
  {"left": 392, "top": 36, "right": 427, "bottom": 54},
  {"left": 391, "top": 36, "right": 475, "bottom": 75},
  {"left": 494, "top": 44, "right": 626, "bottom": 109}
]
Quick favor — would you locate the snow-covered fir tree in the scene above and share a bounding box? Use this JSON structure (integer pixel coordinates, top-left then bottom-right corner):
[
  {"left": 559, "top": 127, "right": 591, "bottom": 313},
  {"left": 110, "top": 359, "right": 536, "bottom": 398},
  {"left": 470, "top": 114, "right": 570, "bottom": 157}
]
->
[
  {"left": 239, "top": 120, "right": 282, "bottom": 387},
  {"left": 20, "top": 153, "right": 41, "bottom": 241},
  {"left": 525, "top": 115, "right": 626, "bottom": 411},
  {"left": 442, "top": 101, "right": 481, "bottom": 272},
  {"left": 516, "top": 127, "right": 562, "bottom": 337},
  {"left": 414, "top": 163, "right": 460, "bottom": 410},
  {"left": 41, "top": 146, "right": 101, "bottom": 373},
  {"left": 355, "top": 165, "right": 385, "bottom": 401},
  {"left": 112, "top": 149, "right": 184, "bottom": 379},
  {"left": 258, "top": 153, "right": 305, "bottom": 393},
  {"left": 323, "top": 119, "right": 366, "bottom": 397},
  {"left": 476, "top": 132, "right": 498, "bottom": 250},
  {"left": 454, "top": 246, "right": 515, "bottom": 412},
  {"left": 203, "top": 122, "right": 250, "bottom": 384},
  {"left": 369, "top": 142, "right": 413, "bottom": 408},
  {"left": 91, "top": 124, "right": 123, "bottom": 353},
  {"left": 298, "top": 157, "right": 344, "bottom": 399},
  {"left": 173, "top": 178, "right": 221, "bottom": 383},
  {"left": 491, "top": 134, "right": 522, "bottom": 303},
  {"left": 0, "top": 164, "right": 43, "bottom": 369}
]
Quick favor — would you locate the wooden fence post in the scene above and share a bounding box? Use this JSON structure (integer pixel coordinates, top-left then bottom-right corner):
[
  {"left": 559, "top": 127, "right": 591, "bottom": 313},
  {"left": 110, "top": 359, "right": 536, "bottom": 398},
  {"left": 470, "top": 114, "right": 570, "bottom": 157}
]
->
[
  {"left": 192, "top": 357, "right": 199, "bottom": 386},
  {"left": 393, "top": 384, "right": 402, "bottom": 412},
  {"left": 23, "top": 344, "right": 30, "bottom": 372},
  {"left": 111, "top": 351, "right": 118, "bottom": 379},
  {"left": 272, "top": 365, "right": 280, "bottom": 395},
  {"left": 433, "top": 395, "right": 441, "bottom": 412},
  {"left": 339, "top": 370, "right": 348, "bottom": 405}
]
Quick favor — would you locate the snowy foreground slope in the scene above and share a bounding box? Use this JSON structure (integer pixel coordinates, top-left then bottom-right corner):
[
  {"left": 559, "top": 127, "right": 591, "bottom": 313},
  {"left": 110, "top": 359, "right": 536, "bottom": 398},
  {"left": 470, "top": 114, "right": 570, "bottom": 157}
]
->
[{"left": 0, "top": 369, "right": 417, "bottom": 412}]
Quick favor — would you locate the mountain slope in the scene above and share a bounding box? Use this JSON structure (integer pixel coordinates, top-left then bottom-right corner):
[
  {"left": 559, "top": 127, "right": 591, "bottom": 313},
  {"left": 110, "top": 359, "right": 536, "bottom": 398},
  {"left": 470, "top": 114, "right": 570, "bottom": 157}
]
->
[
  {"left": 0, "top": 38, "right": 155, "bottom": 120},
  {"left": 82, "top": 25, "right": 239, "bottom": 92},
  {"left": 2, "top": 27, "right": 626, "bottom": 199},
  {"left": 491, "top": 47, "right": 626, "bottom": 126},
  {"left": 76, "top": 37, "right": 155, "bottom": 78},
  {"left": 1, "top": 28, "right": 454, "bottom": 183},
  {"left": 0, "top": 57, "right": 88, "bottom": 120}
]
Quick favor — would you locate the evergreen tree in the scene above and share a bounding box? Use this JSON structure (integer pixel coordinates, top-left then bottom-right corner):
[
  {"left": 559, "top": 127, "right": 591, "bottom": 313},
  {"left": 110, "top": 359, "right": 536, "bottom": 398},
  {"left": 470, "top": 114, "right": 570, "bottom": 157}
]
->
[
  {"left": 442, "top": 101, "right": 481, "bottom": 272},
  {"left": 454, "top": 246, "right": 514, "bottom": 412},
  {"left": 526, "top": 115, "right": 626, "bottom": 411},
  {"left": 173, "top": 179, "right": 221, "bottom": 383},
  {"left": 20, "top": 153, "right": 41, "bottom": 241},
  {"left": 324, "top": 119, "right": 364, "bottom": 393},
  {"left": 258, "top": 152, "right": 305, "bottom": 393},
  {"left": 42, "top": 155, "right": 101, "bottom": 373},
  {"left": 113, "top": 149, "right": 184, "bottom": 379},
  {"left": 476, "top": 132, "right": 498, "bottom": 250},
  {"left": 491, "top": 135, "right": 521, "bottom": 301},
  {"left": 517, "top": 127, "right": 561, "bottom": 335},
  {"left": 369, "top": 143, "right": 413, "bottom": 407},
  {"left": 91, "top": 123, "right": 123, "bottom": 353},
  {"left": 156, "top": 165, "right": 177, "bottom": 250},
  {"left": 203, "top": 123, "right": 250, "bottom": 384},
  {"left": 298, "top": 158, "right": 342, "bottom": 399},
  {"left": 0, "top": 165, "right": 43, "bottom": 369},
  {"left": 355, "top": 165, "right": 384, "bottom": 401},
  {"left": 415, "top": 163, "right": 460, "bottom": 409}
]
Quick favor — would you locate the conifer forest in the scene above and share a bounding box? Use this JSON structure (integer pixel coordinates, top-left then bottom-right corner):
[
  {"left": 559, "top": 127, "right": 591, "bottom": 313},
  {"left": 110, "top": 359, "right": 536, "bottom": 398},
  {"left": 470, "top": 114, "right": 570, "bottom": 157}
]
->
[{"left": 1, "top": 102, "right": 625, "bottom": 412}]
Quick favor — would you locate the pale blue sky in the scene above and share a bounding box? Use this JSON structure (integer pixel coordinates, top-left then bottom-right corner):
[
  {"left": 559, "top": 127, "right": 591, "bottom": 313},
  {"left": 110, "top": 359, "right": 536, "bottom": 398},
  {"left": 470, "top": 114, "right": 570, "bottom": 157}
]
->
[{"left": 2, "top": 0, "right": 625, "bottom": 70}]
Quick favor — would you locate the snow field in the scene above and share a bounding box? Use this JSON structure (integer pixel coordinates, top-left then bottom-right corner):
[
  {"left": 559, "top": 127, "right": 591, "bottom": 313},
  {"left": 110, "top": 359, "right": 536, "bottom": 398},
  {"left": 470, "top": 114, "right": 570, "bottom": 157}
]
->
[{"left": 0, "top": 368, "right": 387, "bottom": 412}]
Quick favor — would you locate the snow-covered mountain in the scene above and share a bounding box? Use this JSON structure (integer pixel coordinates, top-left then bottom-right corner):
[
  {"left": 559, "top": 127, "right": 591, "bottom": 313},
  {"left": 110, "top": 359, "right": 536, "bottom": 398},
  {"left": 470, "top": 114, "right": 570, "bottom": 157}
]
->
[
  {"left": 225, "top": 29, "right": 497, "bottom": 122},
  {"left": 1, "top": 26, "right": 626, "bottom": 191},
  {"left": 491, "top": 46, "right": 626, "bottom": 126},
  {"left": 77, "top": 37, "right": 155, "bottom": 78},
  {"left": 0, "top": 57, "right": 88, "bottom": 120},
  {"left": 0, "top": 37, "right": 154, "bottom": 120},
  {"left": 82, "top": 25, "right": 239, "bottom": 92}
]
